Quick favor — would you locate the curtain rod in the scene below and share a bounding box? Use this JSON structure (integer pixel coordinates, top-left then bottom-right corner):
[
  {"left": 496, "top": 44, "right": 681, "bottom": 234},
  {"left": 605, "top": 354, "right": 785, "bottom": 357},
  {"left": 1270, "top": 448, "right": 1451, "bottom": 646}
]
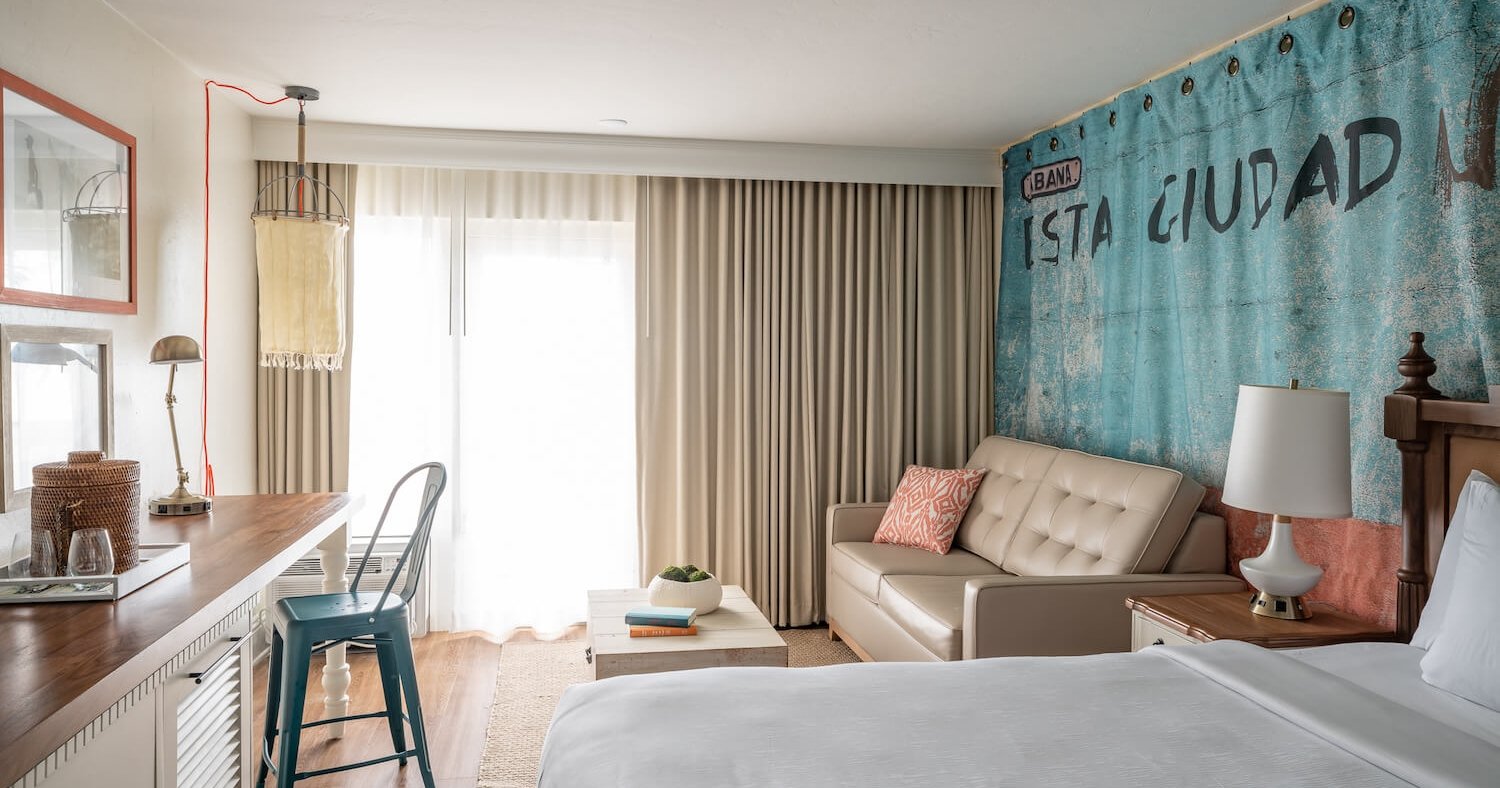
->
[{"left": 996, "top": 0, "right": 1333, "bottom": 152}]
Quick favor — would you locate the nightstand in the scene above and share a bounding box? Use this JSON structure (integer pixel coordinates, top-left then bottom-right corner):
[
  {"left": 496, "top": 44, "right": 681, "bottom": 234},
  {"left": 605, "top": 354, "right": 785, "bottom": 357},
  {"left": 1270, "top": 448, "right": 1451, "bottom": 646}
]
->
[{"left": 1125, "top": 592, "right": 1396, "bottom": 651}]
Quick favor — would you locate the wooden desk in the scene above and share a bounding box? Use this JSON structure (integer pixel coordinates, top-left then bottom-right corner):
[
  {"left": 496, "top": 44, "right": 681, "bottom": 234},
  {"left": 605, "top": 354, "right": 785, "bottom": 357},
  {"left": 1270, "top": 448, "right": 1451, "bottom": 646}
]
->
[{"left": 0, "top": 494, "right": 356, "bottom": 788}]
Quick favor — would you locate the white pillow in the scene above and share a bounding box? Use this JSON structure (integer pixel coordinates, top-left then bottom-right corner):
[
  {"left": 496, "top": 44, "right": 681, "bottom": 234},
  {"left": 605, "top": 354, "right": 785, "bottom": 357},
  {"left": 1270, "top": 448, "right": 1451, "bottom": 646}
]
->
[
  {"left": 1410, "top": 470, "right": 1498, "bottom": 649},
  {"left": 1420, "top": 473, "right": 1500, "bottom": 710}
]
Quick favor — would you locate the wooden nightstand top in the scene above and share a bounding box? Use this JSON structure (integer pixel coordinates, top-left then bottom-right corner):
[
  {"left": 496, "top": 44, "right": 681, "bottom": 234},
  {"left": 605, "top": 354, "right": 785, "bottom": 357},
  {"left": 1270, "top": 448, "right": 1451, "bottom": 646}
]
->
[{"left": 1126, "top": 592, "right": 1397, "bottom": 649}]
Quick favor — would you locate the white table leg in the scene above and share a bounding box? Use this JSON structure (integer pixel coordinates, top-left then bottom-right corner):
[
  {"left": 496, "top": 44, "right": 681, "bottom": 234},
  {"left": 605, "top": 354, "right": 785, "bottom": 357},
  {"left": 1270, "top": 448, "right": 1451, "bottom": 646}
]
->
[{"left": 318, "top": 520, "right": 351, "bottom": 737}]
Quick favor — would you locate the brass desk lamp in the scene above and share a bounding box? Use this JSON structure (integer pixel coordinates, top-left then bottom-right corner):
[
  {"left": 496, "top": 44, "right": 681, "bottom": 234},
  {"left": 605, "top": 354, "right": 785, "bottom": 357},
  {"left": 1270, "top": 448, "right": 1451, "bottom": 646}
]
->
[{"left": 149, "top": 336, "right": 211, "bottom": 515}]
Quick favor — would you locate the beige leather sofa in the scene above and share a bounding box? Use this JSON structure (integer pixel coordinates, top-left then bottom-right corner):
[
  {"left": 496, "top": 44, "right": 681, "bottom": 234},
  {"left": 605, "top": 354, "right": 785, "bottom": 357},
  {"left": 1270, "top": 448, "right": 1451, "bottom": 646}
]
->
[{"left": 826, "top": 436, "right": 1244, "bottom": 661}]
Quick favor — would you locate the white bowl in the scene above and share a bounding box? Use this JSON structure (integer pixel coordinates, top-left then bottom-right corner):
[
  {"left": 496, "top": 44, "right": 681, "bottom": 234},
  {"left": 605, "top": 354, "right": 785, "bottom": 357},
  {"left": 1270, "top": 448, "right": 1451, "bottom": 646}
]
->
[{"left": 647, "top": 573, "right": 723, "bottom": 615}]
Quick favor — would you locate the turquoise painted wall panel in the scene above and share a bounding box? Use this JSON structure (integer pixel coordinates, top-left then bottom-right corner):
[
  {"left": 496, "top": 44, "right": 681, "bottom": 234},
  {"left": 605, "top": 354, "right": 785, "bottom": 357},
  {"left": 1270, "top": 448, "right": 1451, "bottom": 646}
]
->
[{"left": 996, "top": 0, "right": 1500, "bottom": 524}]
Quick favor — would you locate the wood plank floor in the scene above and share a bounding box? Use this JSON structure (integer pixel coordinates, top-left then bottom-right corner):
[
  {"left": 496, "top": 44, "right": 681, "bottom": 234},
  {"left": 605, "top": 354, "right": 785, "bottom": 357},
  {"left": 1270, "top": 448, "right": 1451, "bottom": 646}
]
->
[{"left": 251, "top": 631, "right": 507, "bottom": 788}]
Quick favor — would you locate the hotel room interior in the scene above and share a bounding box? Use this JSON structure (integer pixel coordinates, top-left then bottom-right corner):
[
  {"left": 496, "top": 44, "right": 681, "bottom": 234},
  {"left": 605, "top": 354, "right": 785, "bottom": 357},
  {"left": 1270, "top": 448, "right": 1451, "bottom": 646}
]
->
[{"left": 1, "top": 0, "right": 1498, "bottom": 785}]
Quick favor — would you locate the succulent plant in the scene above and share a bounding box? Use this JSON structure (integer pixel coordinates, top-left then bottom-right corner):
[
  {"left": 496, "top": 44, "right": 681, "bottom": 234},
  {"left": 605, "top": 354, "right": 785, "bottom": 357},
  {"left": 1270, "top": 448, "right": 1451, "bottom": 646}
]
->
[
  {"left": 681, "top": 563, "right": 701, "bottom": 576},
  {"left": 687, "top": 570, "right": 712, "bottom": 582},
  {"left": 658, "top": 565, "right": 691, "bottom": 582}
]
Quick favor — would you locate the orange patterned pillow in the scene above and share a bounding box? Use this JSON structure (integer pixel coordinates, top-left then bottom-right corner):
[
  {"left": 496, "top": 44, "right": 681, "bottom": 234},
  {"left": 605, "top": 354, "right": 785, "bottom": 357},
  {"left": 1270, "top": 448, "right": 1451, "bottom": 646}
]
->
[{"left": 872, "top": 465, "right": 988, "bottom": 554}]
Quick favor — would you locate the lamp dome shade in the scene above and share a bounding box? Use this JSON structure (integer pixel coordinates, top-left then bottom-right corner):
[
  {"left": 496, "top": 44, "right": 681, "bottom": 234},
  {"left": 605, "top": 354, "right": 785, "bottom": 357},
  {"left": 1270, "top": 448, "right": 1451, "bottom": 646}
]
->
[
  {"left": 149, "top": 335, "right": 203, "bottom": 365},
  {"left": 1221, "top": 384, "right": 1353, "bottom": 519}
]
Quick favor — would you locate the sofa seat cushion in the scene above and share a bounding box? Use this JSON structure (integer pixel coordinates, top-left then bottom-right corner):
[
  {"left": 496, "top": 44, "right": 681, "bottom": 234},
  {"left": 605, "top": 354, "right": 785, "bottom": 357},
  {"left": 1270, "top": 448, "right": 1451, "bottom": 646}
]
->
[
  {"left": 878, "top": 574, "right": 1003, "bottom": 661},
  {"left": 829, "top": 542, "right": 999, "bottom": 603}
]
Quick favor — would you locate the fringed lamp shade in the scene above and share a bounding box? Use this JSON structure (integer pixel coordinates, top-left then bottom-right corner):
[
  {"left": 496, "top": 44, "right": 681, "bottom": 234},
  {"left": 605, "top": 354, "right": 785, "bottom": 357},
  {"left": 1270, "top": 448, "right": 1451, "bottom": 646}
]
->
[{"left": 253, "top": 216, "right": 348, "bottom": 371}]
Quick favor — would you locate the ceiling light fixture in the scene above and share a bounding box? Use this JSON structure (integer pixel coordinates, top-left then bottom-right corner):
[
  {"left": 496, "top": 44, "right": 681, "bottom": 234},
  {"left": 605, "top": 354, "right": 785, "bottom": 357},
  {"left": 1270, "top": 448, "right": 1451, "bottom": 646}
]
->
[{"left": 598, "top": 118, "right": 629, "bottom": 128}]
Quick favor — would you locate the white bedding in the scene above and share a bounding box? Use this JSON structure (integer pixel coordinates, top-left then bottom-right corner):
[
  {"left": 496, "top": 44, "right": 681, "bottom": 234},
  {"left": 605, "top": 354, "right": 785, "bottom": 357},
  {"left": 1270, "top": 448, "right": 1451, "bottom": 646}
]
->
[
  {"left": 1285, "top": 642, "right": 1500, "bottom": 746},
  {"left": 538, "top": 640, "right": 1500, "bottom": 787}
]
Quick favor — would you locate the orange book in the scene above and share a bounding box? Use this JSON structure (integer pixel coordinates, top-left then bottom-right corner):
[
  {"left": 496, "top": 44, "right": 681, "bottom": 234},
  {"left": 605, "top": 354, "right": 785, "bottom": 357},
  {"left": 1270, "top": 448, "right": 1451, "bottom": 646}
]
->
[{"left": 629, "top": 625, "right": 698, "bottom": 638}]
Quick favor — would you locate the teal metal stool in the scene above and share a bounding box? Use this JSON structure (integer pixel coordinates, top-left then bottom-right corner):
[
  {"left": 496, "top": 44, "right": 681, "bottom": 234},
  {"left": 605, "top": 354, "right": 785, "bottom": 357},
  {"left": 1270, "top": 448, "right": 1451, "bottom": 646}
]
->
[{"left": 257, "top": 462, "right": 447, "bottom": 788}]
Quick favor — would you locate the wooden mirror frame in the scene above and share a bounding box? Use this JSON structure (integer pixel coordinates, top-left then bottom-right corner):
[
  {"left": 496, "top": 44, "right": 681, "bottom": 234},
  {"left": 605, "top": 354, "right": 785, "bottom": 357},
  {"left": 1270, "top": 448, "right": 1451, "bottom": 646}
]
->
[
  {"left": 0, "top": 69, "right": 137, "bottom": 314},
  {"left": 0, "top": 324, "right": 115, "bottom": 512}
]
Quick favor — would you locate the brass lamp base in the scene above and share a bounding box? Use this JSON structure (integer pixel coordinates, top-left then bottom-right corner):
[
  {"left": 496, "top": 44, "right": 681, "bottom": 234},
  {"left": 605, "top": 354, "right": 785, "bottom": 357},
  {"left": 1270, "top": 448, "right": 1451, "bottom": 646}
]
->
[
  {"left": 151, "top": 487, "right": 212, "bottom": 517},
  {"left": 1248, "top": 590, "right": 1311, "bottom": 620}
]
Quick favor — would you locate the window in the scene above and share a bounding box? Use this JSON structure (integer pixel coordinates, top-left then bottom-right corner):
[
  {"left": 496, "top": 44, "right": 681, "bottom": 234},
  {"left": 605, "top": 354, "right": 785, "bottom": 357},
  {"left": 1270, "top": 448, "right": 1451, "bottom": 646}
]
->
[{"left": 350, "top": 168, "right": 637, "bottom": 635}]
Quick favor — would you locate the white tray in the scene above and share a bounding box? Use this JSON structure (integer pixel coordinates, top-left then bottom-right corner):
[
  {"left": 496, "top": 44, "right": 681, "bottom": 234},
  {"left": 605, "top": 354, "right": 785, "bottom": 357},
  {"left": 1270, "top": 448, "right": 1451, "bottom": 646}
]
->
[{"left": 0, "top": 543, "right": 190, "bottom": 603}]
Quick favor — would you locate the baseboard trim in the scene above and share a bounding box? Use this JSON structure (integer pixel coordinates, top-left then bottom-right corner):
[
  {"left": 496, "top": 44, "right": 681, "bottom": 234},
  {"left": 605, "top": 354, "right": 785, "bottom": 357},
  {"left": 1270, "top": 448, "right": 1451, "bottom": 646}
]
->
[{"left": 826, "top": 617, "right": 875, "bottom": 663}]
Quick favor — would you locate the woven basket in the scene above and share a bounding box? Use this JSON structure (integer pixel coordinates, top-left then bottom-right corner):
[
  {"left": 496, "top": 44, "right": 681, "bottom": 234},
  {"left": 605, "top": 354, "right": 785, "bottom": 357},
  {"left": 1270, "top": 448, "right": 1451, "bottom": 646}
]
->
[{"left": 31, "top": 451, "right": 142, "bottom": 573}]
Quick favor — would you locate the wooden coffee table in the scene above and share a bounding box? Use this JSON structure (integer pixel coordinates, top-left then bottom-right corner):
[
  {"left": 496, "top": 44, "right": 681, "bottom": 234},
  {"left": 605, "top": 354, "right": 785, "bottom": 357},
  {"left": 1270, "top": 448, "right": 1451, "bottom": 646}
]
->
[{"left": 586, "top": 585, "right": 788, "bottom": 679}]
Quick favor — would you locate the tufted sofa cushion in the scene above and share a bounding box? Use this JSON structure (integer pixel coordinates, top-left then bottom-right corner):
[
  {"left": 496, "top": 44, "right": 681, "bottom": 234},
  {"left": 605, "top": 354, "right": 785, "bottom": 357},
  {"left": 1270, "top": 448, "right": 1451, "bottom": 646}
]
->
[
  {"left": 951, "top": 436, "right": 1062, "bottom": 567},
  {"left": 1000, "top": 450, "right": 1205, "bottom": 577}
]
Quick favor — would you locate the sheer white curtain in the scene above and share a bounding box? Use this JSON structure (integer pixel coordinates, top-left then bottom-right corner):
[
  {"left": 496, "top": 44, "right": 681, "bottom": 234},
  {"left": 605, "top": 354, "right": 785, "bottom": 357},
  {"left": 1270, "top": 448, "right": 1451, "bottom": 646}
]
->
[
  {"left": 351, "top": 167, "right": 637, "bottom": 636},
  {"left": 349, "top": 168, "right": 456, "bottom": 540}
]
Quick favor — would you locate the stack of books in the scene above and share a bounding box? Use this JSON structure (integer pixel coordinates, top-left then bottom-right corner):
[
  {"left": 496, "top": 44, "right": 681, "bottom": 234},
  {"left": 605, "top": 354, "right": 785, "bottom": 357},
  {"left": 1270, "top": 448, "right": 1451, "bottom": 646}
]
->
[{"left": 625, "top": 605, "right": 698, "bottom": 637}]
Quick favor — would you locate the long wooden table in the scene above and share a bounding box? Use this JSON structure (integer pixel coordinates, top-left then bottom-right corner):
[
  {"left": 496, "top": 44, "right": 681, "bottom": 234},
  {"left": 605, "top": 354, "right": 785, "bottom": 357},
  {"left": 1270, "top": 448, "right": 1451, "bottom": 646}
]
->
[{"left": 0, "top": 493, "right": 357, "bottom": 788}]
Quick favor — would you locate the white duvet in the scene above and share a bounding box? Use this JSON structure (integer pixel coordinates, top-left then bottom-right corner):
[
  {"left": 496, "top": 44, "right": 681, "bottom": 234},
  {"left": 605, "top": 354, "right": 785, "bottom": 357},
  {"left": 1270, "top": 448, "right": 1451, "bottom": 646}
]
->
[{"left": 538, "top": 640, "right": 1500, "bottom": 787}]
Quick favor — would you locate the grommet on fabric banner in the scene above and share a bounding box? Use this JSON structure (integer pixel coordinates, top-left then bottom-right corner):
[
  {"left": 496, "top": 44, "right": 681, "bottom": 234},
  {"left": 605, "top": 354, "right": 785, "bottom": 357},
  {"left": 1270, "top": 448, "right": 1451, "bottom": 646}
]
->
[
  {"left": 1227, "top": 57, "right": 1241, "bottom": 76},
  {"left": 1279, "top": 33, "right": 1294, "bottom": 54},
  {"left": 1339, "top": 6, "right": 1355, "bottom": 29}
]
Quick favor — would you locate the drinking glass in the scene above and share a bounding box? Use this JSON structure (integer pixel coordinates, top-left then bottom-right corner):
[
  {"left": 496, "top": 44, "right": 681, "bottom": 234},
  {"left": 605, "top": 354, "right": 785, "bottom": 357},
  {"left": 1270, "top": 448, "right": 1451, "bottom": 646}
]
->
[
  {"left": 67, "top": 528, "right": 113, "bottom": 589},
  {"left": 6, "top": 532, "right": 23, "bottom": 579},
  {"left": 9, "top": 532, "right": 57, "bottom": 593},
  {"left": 32, "top": 534, "right": 58, "bottom": 580}
]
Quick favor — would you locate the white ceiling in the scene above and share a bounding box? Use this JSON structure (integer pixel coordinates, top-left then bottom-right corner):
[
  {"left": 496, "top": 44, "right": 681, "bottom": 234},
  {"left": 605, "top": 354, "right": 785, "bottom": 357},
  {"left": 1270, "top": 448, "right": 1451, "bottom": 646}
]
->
[{"left": 106, "top": 0, "right": 1311, "bottom": 150}]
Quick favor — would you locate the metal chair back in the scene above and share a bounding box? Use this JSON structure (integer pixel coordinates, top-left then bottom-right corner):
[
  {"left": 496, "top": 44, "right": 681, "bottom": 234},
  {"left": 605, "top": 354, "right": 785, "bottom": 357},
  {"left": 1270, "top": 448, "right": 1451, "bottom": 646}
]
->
[{"left": 351, "top": 462, "right": 447, "bottom": 613}]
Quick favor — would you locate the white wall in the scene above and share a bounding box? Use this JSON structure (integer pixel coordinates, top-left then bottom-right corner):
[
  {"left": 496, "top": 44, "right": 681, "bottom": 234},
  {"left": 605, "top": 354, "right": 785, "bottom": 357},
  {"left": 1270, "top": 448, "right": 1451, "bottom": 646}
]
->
[
  {"left": 253, "top": 118, "right": 1003, "bottom": 187},
  {"left": 0, "top": 0, "right": 257, "bottom": 542}
]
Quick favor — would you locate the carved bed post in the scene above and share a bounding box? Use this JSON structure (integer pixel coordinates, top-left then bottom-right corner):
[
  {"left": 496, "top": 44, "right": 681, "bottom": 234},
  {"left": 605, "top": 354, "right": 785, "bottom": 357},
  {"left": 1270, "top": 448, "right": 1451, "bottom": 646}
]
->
[{"left": 1384, "top": 332, "right": 1442, "bottom": 642}]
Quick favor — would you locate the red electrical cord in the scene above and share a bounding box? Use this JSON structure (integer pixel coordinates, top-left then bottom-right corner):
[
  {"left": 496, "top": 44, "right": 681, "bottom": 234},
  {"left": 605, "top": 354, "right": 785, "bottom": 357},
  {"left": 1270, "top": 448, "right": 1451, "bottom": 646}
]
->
[{"left": 202, "top": 81, "right": 291, "bottom": 495}]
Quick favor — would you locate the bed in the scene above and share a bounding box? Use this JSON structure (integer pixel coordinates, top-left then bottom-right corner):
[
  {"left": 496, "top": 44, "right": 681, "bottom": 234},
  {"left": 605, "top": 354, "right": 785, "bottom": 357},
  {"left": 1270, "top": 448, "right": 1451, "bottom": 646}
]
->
[{"left": 539, "top": 334, "right": 1500, "bottom": 787}]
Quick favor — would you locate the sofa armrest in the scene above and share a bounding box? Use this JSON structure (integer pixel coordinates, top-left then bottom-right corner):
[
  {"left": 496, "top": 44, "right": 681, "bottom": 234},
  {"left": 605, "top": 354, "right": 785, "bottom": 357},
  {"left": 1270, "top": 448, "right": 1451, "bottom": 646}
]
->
[
  {"left": 1164, "top": 512, "right": 1228, "bottom": 574},
  {"left": 827, "top": 503, "right": 889, "bottom": 545},
  {"left": 962, "top": 573, "right": 1245, "bottom": 659}
]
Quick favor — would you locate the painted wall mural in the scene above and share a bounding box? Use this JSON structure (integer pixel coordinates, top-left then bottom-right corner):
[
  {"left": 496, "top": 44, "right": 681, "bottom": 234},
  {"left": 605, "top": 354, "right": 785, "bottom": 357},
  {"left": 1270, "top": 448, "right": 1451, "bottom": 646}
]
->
[{"left": 995, "top": 0, "right": 1500, "bottom": 531}]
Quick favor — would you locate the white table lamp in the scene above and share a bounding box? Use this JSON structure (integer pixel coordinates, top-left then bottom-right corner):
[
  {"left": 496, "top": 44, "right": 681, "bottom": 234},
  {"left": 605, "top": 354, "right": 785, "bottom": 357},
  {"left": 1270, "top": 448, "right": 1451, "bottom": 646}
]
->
[{"left": 1222, "top": 381, "right": 1352, "bottom": 620}]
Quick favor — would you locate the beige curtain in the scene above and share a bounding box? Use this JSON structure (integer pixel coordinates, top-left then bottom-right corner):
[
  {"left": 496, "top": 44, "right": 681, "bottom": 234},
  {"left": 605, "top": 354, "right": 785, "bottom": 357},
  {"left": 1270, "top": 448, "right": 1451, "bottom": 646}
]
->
[
  {"left": 255, "top": 162, "right": 356, "bottom": 494},
  {"left": 637, "top": 177, "right": 997, "bottom": 626}
]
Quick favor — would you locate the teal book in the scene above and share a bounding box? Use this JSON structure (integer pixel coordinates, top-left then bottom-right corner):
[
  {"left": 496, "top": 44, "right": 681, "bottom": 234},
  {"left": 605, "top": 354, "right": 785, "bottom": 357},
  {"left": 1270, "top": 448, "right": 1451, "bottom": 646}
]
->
[{"left": 624, "top": 606, "right": 697, "bottom": 628}]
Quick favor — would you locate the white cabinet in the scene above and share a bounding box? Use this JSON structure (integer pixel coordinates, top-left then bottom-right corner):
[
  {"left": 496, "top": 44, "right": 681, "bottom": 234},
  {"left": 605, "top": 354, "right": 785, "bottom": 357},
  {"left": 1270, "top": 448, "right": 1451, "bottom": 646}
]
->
[
  {"left": 24, "top": 598, "right": 256, "bottom": 788},
  {"left": 34, "top": 686, "right": 158, "bottom": 788},
  {"left": 159, "top": 626, "right": 253, "bottom": 788},
  {"left": 1130, "top": 611, "right": 1202, "bottom": 651}
]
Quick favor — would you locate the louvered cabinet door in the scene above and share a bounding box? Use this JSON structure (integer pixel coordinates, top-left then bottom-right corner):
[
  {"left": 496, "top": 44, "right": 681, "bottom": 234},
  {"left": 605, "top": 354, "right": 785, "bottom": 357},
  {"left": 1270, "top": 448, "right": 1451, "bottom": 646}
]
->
[{"left": 158, "top": 630, "right": 253, "bottom": 788}]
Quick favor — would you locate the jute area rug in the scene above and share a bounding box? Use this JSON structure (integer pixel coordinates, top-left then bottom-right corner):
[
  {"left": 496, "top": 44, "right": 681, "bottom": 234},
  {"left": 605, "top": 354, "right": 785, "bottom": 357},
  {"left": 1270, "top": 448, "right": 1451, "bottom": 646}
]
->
[{"left": 476, "top": 627, "right": 859, "bottom": 787}]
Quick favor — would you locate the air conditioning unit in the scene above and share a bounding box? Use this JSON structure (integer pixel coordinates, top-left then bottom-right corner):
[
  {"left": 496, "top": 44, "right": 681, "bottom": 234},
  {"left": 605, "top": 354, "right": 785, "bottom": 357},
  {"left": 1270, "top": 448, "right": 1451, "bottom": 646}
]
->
[{"left": 258, "top": 541, "right": 428, "bottom": 654}]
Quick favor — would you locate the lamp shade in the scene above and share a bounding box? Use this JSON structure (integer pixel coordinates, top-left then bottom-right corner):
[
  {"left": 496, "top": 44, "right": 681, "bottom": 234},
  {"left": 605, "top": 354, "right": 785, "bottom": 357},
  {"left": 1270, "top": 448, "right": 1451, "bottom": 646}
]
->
[
  {"left": 1222, "top": 384, "right": 1352, "bottom": 519},
  {"left": 149, "top": 335, "right": 202, "bottom": 365}
]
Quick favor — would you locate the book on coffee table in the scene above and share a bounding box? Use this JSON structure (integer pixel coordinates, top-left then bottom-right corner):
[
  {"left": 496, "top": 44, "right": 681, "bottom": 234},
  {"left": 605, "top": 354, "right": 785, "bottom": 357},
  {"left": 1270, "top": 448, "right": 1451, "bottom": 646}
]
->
[
  {"left": 624, "top": 605, "right": 697, "bottom": 628},
  {"left": 630, "top": 625, "right": 698, "bottom": 637}
]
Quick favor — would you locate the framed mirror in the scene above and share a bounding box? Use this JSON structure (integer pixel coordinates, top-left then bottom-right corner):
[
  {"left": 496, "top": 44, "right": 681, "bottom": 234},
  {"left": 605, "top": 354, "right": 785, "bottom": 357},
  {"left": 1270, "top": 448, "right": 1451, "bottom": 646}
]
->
[
  {"left": 0, "top": 325, "right": 113, "bottom": 512},
  {"left": 0, "top": 69, "right": 136, "bottom": 314}
]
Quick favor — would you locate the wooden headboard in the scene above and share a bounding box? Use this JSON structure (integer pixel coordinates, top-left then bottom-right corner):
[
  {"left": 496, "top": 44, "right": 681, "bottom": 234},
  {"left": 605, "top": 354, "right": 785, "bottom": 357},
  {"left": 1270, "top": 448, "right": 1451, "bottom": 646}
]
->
[{"left": 1384, "top": 332, "right": 1500, "bottom": 642}]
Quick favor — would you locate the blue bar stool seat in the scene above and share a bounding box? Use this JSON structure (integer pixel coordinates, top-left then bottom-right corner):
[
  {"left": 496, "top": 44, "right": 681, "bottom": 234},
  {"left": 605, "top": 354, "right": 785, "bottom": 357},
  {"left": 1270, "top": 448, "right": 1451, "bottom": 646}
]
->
[{"left": 257, "top": 463, "right": 447, "bottom": 788}]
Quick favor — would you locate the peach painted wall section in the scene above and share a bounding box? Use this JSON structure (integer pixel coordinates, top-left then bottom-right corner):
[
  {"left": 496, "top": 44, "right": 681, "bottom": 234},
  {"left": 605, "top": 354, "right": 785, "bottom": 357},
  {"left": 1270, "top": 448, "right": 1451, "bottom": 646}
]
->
[{"left": 1202, "top": 487, "right": 1401, "bottom": 629}]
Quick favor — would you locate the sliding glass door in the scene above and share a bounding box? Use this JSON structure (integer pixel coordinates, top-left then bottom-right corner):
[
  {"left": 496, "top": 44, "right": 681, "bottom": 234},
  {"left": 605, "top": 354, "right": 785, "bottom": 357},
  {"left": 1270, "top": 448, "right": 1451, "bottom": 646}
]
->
[{"left": 350, "top": 167, "right": 637, "bottom": 636}]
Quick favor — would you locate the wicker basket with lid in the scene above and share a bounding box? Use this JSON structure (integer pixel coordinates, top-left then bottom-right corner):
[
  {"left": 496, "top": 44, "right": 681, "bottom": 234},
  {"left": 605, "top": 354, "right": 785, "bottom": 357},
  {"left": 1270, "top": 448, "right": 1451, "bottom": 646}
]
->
[{"left": 31, "top": 451, "right": 142, "bottom": 573}]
